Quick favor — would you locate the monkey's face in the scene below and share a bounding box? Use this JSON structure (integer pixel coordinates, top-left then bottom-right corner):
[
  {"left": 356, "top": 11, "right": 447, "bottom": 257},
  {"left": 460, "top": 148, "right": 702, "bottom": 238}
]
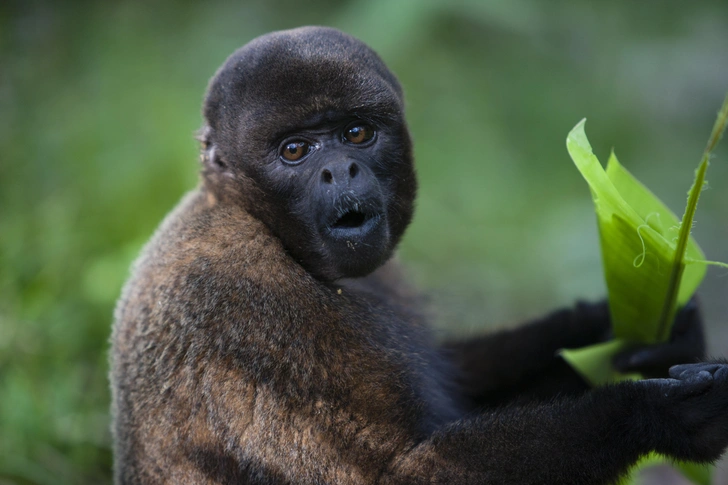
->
[
  {"left": 269, "top": 116, "right": 403, "bottom": 279},
  {"left": 201, "top": 27, "right": 417, "bottom": 281}
]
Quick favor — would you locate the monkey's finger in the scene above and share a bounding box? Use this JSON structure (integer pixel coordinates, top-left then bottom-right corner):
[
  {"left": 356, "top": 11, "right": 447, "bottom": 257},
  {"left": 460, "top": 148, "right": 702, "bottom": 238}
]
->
[
  {"left": 613, "top": 343, "right": 695, "bottom": 375},
  {"left": 642, "top": 371, "right": 713, "bottom": 398},
  {"left": 669, "top": 362, "right": 726, "bottom": 380}
]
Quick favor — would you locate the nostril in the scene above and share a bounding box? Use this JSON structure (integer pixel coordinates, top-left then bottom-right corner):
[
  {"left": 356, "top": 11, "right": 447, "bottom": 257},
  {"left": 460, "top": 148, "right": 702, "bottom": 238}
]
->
[
  {"left": 322, "top": 169, "right": 333, "bottom": 184},
  {"left": 349, "top": 163, "right": 359, "bottom": 179}
]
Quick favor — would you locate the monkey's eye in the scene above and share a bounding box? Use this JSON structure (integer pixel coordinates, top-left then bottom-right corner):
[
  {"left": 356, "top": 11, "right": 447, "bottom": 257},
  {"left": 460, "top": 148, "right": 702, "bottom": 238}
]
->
[
  {"left": 344, "top": 123, "right": 376, "bottom": 145},
  {"left": 280, "top": 140, "right": 312, "bottom": 163}
]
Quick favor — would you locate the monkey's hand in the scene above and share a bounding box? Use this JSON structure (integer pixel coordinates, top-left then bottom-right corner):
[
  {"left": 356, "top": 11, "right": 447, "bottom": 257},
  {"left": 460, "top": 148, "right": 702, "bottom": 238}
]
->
[
  {"left": 442, "top": 298, "right": 705, "bottom": 407},
  {"left": 386, "top": 362, "right": 728, "bottom": 485},
  {"left": 641, "top": 361, "right": 728, "bottom": 462},
  {"left": 613, "top": 298, "right": 705, "bottom": 378}
]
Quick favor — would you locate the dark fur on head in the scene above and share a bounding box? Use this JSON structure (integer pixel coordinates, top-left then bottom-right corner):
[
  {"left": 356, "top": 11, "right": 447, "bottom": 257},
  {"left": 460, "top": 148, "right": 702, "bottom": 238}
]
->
[{"left": 198, "top": 27, "right": 416, "bottom": 280}]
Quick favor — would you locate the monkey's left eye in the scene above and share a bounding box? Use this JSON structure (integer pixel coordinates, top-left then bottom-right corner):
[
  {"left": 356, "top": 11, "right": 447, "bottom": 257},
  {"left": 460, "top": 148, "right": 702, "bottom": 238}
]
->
[
  {"left": 280, "top": 140, "right": 312, "bottom": 163},
  {"left": 344, "top": 123, "right": 376, "bottom": 144}
]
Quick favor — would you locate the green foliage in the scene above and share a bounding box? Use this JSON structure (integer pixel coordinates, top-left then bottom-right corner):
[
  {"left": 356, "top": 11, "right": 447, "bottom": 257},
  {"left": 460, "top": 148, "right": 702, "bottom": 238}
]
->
[
  {"left": 561, "top": 127, "right": 710, "bottom": 481},
  {"left": 1, "top": 1, "right": 727, "bottom": 483},
  {"left": 567, "top": 122, "right": 706, "bottom": 344},
  {"left": 562, "top": 96, "right": 728, "bottom": 484}
]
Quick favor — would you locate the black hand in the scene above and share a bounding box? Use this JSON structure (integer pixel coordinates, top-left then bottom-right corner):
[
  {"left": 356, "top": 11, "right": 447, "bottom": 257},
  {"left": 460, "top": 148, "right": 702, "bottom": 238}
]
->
[
  {"left": 642, "top": 361, "right": 728, "bottom": 462},
  {"left": 613, "top": 297, "right": 705, "bottom": 378}
]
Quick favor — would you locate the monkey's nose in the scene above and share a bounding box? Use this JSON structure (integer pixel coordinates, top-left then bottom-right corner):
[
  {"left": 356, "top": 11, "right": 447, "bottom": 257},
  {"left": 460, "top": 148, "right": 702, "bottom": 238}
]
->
[{"left": 321, "top": 161, "right": 360, "bottom": 185}]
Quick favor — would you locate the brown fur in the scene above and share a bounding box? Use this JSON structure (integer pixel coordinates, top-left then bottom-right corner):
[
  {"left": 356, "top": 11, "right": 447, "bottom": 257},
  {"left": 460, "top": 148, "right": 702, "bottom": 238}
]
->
[{"left": 113, "top": 189, "right": 457, "bottom": 483}]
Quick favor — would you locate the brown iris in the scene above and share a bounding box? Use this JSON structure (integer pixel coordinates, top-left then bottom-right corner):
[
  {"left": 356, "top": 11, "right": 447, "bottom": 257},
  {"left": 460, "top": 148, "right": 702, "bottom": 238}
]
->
[
  {"left": 281, "top": 141, "right": 311, "bottom": 162},
  {"left": 344, "top": 124, "right": 375, "bottom": 144}
]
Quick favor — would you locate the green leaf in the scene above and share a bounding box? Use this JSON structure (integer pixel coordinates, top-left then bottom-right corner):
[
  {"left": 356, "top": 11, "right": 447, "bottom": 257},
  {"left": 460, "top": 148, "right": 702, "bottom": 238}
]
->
[
  {"left": 604, "top": 152, "right": 707, "bottom": 310},
  {"left": 614, "top": 453, "right": 666, "bottom": 485},
  {"left": 675, "top": 461, "right": 712, "bottom": 485},
  {"left": 560, "top": 340, "right": 639, "bottom": 387},
  {"left": 561, "top": 93, "right": 728, "bottom": 485},
  {"left": 611, "top": 454, "right": 712, "bottom": 485},
  {"left": 566, "top": 120, "right": 706, "bottom": 348}
]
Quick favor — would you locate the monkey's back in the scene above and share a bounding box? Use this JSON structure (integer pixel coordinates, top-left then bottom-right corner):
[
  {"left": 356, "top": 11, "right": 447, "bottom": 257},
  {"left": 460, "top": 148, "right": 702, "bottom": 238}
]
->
[{"left": 111, "top": 188, "right": 458, "bottom": 483}]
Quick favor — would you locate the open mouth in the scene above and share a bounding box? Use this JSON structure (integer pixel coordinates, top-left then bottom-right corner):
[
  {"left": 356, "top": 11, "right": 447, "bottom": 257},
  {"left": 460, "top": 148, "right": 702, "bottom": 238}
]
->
[
  {"left": 326, "top": 209, "right": 381, "bottom": 238},
  {"left": 332, "top": 210, "right": 370, "bottom": 229}
]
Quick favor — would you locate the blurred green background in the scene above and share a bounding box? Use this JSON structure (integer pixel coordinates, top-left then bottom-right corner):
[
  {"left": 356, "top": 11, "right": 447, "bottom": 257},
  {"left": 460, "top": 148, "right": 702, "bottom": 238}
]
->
[{"left": 1, "top": 0, "right": 727, "bottom": 483}]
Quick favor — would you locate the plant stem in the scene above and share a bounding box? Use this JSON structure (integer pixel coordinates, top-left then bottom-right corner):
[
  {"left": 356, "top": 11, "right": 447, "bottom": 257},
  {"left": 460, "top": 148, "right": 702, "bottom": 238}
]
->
[{"left": 655, "top": 93, "right": 728, "bottom": 341}]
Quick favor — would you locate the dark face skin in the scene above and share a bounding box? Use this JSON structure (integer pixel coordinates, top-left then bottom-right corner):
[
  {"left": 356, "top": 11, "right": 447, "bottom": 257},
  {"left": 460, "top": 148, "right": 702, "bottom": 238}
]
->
[{"left": 199, "top": 26, "right": 417, "bottom": 281}]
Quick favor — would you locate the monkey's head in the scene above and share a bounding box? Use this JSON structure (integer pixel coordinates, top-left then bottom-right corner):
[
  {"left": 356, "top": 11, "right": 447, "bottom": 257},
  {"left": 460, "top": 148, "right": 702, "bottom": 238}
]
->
[{"left": 200, "top": 26, "right": 416, "bottom": 281}]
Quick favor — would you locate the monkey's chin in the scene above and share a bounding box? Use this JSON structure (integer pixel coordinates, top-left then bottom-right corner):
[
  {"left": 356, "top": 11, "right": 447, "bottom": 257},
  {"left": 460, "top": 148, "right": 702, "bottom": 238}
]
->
[{"left": 321, "top": 213, "right": 391, "bottom": 278}]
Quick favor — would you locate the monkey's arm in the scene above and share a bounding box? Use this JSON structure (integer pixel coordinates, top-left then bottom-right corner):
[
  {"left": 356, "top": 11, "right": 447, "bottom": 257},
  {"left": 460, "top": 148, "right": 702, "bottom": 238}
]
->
[
  {"left": 443, "top": 300, "right": 705, "bottom": 408},
  {"left": 442, "top": 302, "right": 609, "bottom": 406},
  {"left": 384, "top": 363, "right": 728, "bottom": 485}
]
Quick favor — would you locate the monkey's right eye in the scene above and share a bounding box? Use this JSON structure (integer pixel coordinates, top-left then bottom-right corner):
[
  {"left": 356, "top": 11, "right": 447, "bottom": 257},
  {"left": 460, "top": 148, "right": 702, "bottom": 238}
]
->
[{"left": 280, "top": 141, "right": 312, "bottom": 163}]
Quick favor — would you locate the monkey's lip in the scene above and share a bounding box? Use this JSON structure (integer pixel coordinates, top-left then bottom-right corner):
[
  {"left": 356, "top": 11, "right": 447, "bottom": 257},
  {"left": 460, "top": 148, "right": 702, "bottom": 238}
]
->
[{"left": 325, "top": 210, "right": 382, "bottom": 239}]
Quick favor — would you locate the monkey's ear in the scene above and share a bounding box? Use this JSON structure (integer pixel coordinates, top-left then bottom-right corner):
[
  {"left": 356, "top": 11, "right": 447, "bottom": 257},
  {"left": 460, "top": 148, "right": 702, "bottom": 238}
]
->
[{"left": 196, "top": 125, "right": 230, "bottom": 174}]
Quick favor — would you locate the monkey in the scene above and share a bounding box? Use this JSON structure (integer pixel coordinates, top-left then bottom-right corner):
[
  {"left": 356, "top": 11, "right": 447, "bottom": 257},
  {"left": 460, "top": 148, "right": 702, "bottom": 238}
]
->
[{"left": 110, "top": 26, "right": 728, "bottom": 485}]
